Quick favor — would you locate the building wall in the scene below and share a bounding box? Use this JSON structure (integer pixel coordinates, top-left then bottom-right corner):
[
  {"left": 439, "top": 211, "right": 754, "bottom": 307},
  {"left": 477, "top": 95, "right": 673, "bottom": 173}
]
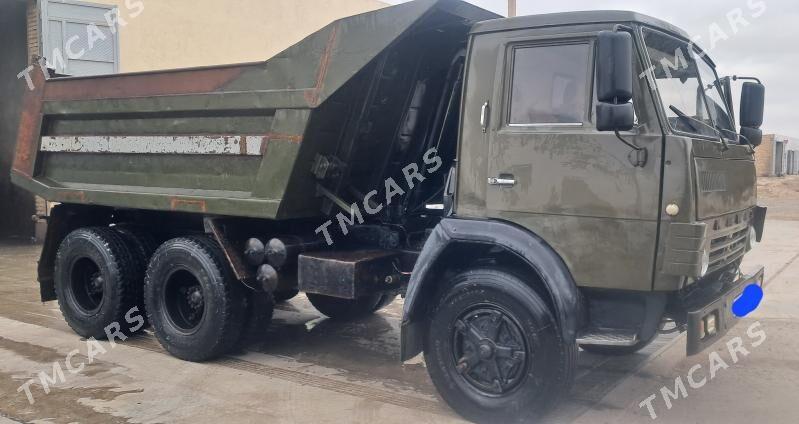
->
[
  {"left": 755, "top": 134, "right": 775, "bottom": 177},
  {"left": 85, "top": 0, "right": 387, "bottom": 72},
  {"left": 0, "top": 0, "right": 36, "bottom": 239},
  {"left": 780, "top": 136, "right": 799, "bottom": 176},
  {"left": 756, "top": 134, "right": 799, "bottom": 177}
]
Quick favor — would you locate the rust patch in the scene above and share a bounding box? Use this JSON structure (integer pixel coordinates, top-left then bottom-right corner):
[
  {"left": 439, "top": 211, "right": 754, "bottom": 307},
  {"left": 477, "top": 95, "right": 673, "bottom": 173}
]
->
[
  {"left": 170, "top": 198, "right": 208, "bottom": 213},
  {"left": 240, "top": 135, "right": 248, "bottom": 156},
  {"left": 205, "top": 217, "right": 254, "bottom": 283},
  {"left": 12, "top": 71, "right": 46, "bottom": 178},
  {"left": 43, "top": 64, "right": 251, "bottom": 101},
  {"left": 305, "top": 23, "right": 340, "bottom": 107},
  {"left": 265, "top": 133, "right": 303, "bottom": 144}
]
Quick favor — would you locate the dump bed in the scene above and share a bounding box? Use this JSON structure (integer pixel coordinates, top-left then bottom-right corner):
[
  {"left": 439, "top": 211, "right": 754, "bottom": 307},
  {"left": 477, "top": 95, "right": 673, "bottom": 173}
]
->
[{"left": 11, "top": 0, "right": 497, "bottom": 220}]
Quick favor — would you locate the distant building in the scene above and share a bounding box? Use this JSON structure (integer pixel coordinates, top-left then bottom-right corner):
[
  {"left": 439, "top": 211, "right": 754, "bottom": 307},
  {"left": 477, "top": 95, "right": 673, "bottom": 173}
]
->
[
  {"left": 755, "top": 134, "right": 799, "bottom": 177},
  {"left": 1, "top": 0, "right": 387, "bottom": 240}
]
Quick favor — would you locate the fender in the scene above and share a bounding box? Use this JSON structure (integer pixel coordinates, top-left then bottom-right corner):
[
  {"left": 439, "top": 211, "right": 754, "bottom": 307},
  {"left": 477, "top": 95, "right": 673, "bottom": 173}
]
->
[{"left": 400, "top": 217, "right": 583, "bottom": 361}]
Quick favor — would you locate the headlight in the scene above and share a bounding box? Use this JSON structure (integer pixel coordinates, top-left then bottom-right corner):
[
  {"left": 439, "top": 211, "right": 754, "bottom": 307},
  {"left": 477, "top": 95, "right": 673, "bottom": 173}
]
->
[
  {"left": 700, "top": 249, "right": 710, "bottom": 276},
  {"left": 747, "top": 226, "right": 758, "bottom": 250}
]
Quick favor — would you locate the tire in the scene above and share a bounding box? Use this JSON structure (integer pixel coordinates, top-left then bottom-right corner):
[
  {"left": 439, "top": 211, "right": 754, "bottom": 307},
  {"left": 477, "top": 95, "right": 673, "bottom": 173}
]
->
[
  {"left": 113, "top": 225, "right": 158, "bottom": 329},
  {"left": 423, "top": 268, "right": 576, "bottom": 423},
  {"left": 306, "top": 292, "right": 395, "bottom": 320},
  {"left": 236, "top": 290, "right": 275, "bottom": 349},
  {"left": 144, "top": 236, "right": 247, "bottom": 362},
  {"left": 113, "top": 225, "right": 158, "bottom": 268},
  {"left": 54, "top": 227, "right": 146, "bottom": 339},
  {"left": 273, "top": 289, "right": 299, "bottom": 303},
  {"left": 580, "top": 335, "right": 656, "bottom": 356}
]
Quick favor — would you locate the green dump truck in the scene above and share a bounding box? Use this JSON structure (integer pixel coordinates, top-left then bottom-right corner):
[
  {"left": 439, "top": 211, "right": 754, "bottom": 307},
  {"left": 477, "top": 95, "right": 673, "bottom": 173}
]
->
[{"left": 11, "top": 0, "right": 767, "bottom": 421}]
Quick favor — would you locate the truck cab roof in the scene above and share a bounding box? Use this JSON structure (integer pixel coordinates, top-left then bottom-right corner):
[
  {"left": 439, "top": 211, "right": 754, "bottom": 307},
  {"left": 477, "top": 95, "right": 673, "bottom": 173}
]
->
[{"left": 472, "top": 10, "right": 691, "bottom": 40}]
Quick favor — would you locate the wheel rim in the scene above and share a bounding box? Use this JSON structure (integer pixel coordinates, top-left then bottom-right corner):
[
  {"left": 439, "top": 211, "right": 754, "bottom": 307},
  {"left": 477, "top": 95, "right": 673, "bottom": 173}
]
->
[
  {"left": 69, "top": 257, "right": 104, "bottom": 314},
  {"left": 451, "top": 305, "right": 529, "bottom": 396},
  {"left": 163, "top": 269, "right": 206, "bottom": 333}
]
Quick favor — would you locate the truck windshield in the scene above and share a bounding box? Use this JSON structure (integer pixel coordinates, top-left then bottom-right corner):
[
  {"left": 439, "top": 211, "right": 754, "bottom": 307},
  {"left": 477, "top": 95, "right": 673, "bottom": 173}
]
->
[
  {"left": 643, "top": 29, "right": 735, "bottom": 140},
  {"left": 694, "top": 55, "right": 736, "bottom": 136}
]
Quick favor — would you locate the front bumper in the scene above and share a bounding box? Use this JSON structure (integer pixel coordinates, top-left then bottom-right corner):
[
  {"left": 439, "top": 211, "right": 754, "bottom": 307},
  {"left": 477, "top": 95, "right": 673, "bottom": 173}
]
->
[{"left": 684, "top": 267, "right": 765, "bottom": 355}]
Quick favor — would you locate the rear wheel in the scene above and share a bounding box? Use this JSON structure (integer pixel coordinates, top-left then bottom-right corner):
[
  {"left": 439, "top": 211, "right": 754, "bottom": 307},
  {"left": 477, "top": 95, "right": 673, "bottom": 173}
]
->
[
  {"left": 423, "top": 268, "right": 575, "bottom": 423},
  {"left": 54, "top": 227, "right": 145, "bottom": 339},
  {"left": 306, "top": 292, "right": 396, "bottom": 320},
  {"left": 112, "top": 225, "right": 158, "bottom": 328},
  {"left": 144, "top": 236, "right": 247, "bottom": 362}
]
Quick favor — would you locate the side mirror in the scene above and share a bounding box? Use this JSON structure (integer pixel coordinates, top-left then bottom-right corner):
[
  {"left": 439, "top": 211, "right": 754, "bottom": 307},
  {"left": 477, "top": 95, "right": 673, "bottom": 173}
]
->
[
  {"left": 740, "top": 126, "right": 762, "bottom": 147},
  {"left": 596, "top": 31, "right": 634, "bottom": 132},
  {"left": 740, "top": 82, "right": 765, "bottom": 128},
  {"left": 739, "top": 82, "right": 764, "bottom": 147}
]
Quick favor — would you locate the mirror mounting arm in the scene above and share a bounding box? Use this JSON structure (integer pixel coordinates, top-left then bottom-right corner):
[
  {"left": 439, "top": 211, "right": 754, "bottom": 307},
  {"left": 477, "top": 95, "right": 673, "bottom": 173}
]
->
[
  {"left": 614, "top": 130, "right": 647, "bottom": 167},
  {"left": 732, "top": 75, "right": 762, "bottom": 84}
]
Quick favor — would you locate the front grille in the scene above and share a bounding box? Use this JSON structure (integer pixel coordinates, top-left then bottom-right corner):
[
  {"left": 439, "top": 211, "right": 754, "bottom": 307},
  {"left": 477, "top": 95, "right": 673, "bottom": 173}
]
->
[
  {"left": 699, "top": 170, "right": 728, "bottom": 192},
  {"left": 662, "top": 209, "right": 753, "bottom": 278},
  {"left": 707, "top": 214, "right": 750, "bottom": 272}
]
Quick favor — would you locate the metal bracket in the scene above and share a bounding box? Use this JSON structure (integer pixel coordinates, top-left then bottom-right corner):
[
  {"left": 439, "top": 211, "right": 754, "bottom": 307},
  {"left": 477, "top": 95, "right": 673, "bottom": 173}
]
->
[
  {"left": 628, "top": 147, "right": 648, "bottom": 168},
  {"left": 204, "top": 217, "right": 256, "bottom": 290}
]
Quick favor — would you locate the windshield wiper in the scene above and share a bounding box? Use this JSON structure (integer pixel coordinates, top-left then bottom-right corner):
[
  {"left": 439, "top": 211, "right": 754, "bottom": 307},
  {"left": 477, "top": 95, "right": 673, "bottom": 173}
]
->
[
  {"left": 668, "top": 105, "right": 701, "bottom": 132},
  {"left": 669, "top": 105, "right": 729, "bottom": 151}
]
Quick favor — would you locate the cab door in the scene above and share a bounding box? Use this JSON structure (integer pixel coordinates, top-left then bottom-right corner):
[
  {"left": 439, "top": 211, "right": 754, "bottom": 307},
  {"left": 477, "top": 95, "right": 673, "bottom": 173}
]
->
[{"left": 468, "top": 28, "right": 664, "bottom": 291}]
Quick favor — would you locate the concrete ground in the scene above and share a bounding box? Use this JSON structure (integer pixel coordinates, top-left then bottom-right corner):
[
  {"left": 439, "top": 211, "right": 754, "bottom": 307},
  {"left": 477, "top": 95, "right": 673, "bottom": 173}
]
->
[{"left": 0, "top": 213, "right": 797, "bottom": 423}]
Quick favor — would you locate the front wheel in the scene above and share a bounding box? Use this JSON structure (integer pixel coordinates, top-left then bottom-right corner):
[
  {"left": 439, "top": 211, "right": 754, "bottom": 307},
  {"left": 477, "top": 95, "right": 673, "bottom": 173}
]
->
[{"left": 424, "top": 268, "right": 575, "bottom": 423}]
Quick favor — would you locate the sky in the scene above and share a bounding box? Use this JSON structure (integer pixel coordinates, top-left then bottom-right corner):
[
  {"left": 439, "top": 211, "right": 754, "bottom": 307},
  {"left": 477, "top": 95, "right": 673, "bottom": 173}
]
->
[{"left": 386, "top": 0, "right": 799, "bottom": 137}]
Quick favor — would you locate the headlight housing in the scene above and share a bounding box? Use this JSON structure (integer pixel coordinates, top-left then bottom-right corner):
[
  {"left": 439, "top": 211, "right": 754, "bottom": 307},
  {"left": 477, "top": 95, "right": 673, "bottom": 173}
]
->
[
  {"left": 700, "top": 249, "right": 711, "bottom": 276},
  {"left": 747, "top": 226, "right": 758, "bottom": 251}
]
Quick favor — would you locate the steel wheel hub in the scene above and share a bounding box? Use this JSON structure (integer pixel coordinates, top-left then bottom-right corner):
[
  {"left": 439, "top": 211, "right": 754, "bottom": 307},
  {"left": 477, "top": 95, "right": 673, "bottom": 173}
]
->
[
  {"left": 452, "top": 306, "right": 529, "bottom": 395},
  {"left": 70, "top": 257, "right": 105, "bottom": 314},
  {"left": 164, "top": 270, "right": 206, "bottom": 332}
]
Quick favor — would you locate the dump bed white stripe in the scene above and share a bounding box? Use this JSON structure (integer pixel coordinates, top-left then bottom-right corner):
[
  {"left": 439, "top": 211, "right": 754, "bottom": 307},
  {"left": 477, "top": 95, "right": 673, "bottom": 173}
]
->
[{"left": 40, "top": 135, "right": 265, "bottom": 156}]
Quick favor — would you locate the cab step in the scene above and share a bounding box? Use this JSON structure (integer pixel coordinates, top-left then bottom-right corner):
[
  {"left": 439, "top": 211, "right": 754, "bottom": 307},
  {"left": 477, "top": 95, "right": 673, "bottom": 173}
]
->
[{"left": 576, "top": 328, "right": 639, "bottom": 346}]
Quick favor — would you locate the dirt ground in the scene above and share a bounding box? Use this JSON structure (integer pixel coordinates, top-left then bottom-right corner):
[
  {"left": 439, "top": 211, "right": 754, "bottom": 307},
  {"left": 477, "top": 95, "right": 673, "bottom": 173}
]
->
[{"left": 758, "top": 175, "right": 799, "bottom": 220}]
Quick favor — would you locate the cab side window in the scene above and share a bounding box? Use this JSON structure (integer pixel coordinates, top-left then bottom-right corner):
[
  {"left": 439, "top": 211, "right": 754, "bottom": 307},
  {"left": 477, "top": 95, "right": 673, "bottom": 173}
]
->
[{"left": 509, "top": 43, "right": 591, "bottom": 126}]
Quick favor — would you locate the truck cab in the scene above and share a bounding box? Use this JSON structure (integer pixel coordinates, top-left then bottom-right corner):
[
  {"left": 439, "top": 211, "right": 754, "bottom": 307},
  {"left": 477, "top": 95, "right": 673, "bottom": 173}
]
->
[{"left": 400, "top": 10, "right": 766, "bottom": 421}]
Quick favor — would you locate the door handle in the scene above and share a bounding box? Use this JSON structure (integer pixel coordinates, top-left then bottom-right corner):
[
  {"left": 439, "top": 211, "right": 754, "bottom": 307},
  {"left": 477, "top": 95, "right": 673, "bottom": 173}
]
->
[{"left": 488, "top": 175, "right": 516, "bottom": 187}]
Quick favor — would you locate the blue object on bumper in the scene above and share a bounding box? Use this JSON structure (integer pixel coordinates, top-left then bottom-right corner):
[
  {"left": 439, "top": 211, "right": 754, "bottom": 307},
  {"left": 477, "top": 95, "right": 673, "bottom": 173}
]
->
[{"left": 732, "top": 283, "right": 764, "bottom": 317}]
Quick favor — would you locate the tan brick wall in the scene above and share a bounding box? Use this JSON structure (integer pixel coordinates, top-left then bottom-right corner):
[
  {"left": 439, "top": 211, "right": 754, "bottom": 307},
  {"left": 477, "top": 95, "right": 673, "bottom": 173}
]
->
[
  {"left": 26, "top": 0, "right": 39, "bottom": 63},
  {"left": 755, "top": 134, "right": 775, "bottom": 176},
  {"left": 86, "top": 0, "right": 388, "bottom": 72}
]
